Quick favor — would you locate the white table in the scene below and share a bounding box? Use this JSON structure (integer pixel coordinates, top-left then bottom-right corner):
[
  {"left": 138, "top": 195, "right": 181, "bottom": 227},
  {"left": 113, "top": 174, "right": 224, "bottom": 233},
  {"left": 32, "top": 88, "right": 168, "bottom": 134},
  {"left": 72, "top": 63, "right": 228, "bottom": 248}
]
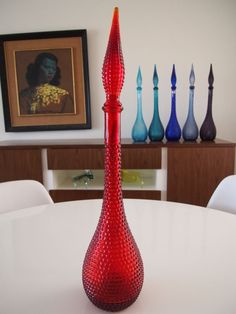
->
[{"left": 0, "top": 199, "right": 236, "bottom": 314}]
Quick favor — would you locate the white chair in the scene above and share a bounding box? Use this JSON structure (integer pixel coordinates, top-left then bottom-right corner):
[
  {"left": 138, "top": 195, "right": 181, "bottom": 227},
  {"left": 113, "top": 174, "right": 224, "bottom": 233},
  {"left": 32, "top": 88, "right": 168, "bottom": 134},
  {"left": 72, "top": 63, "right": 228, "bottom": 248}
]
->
[
  {"left": 207, "top": 175, "right": 236, "bottom": 214},
  {"left": 0, "top": 180, "right": 53, "bottom": 213}
]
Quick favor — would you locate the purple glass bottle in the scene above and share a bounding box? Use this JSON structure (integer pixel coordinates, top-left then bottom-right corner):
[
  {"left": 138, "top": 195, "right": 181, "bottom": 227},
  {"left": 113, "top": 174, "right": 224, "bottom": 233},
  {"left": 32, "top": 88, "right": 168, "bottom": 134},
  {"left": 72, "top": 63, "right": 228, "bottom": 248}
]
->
[{"left": 200, "top": 64, "right": 216, "bottom": 141}]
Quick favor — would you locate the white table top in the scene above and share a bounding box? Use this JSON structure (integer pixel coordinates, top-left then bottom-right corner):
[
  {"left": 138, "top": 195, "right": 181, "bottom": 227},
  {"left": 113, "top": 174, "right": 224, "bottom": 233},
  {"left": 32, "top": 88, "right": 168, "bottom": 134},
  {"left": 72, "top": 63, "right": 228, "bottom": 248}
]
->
[{"left": 0, "top": 199, "right": 236, "bottom": 314}]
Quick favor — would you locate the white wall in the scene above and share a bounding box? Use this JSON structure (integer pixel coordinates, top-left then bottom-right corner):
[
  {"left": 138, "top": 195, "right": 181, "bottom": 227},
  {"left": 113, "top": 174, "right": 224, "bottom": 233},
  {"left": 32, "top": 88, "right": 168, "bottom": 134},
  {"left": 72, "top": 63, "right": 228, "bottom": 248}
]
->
[{"left": 0, "top": 0, "right": 236, "bottom": 143}]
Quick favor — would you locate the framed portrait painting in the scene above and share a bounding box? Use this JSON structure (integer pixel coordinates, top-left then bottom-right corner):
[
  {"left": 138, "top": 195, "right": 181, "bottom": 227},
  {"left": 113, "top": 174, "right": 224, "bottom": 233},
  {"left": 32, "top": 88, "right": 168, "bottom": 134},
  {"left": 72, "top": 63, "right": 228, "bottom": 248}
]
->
[{"left": 0, "top": 29, "right": 91, "bottom": 131}]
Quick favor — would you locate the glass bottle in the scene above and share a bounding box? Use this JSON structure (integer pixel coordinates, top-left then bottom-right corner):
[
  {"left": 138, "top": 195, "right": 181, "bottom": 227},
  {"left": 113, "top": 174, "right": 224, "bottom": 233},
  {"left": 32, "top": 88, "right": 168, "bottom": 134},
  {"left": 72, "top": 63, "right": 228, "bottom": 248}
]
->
[
  {"left": 165, "top": 64, "right": 181, "bottom": 141},
  {"left": 182, "top": 64, "right": 199, "bottom": 141},
  {"left": 131, "top": 67, "right": 148, "bottom": 142},
  {"left": 148, "top": 65, "right": 164, "bottom": 141},
  {"left": 82, "top": 7, "right": 144, "bottom": 312},
  {"left": 200, "top": 64, "right": 216, "bottom": 141}
]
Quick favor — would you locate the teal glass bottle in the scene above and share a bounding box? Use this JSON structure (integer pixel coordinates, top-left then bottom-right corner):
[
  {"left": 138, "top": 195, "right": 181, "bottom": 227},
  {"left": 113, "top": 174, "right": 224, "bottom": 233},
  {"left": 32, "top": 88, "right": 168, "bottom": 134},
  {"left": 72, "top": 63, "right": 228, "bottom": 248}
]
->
[
  {"left": 165, "top": 64, "right": 181, "bottom": 141},
  {"left": 131, "top": 67, "right": 148, "bottom": 142},
  {"left": 182, "top": 65, "right": 199, "bottom": 141},
  {"left": 148, "top": 65, "right": 164, "bottom": 141}
]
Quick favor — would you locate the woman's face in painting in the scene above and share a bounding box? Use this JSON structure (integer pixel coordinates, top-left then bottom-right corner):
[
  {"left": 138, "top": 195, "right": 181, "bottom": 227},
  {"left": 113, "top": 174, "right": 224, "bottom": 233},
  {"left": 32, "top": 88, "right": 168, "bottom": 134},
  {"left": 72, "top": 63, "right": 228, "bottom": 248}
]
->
[{"left": 38, "top": 57, "right": 57, "bottom": 84}]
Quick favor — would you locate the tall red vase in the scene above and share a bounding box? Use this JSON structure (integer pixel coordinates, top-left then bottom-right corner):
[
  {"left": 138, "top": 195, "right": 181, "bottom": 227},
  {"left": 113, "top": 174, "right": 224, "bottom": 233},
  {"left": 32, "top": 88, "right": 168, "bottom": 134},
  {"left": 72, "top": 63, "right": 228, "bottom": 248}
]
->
[{"left": 82, "top": 7, "right": 144, "bottom": 312}]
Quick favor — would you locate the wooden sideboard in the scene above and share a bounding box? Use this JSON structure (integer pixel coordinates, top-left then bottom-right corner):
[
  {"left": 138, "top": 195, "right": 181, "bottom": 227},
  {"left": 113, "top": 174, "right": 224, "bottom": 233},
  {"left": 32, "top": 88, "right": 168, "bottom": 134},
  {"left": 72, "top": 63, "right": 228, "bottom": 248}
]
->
[{"left": 0, "top": 139, "right": 235, "bottom": 206}]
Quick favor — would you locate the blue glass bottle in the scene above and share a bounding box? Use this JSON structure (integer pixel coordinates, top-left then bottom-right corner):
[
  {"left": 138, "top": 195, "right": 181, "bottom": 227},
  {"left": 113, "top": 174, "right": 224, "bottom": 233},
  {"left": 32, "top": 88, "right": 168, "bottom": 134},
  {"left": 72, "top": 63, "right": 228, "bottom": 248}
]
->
[
  {"left": 148, "top": 65, "right": 164, "bottom": 141},
  {"left": 200, "top": 64, "right": 216, "bottom": 141},
  {"left": 165, "top": 64, "right": 181, "bottom": 141},
  {"left": 132, "top": 67, "right": 148, "bottom": 142},
  {"left": 182, "top": 65, "right": 199, "bottom": 141}
]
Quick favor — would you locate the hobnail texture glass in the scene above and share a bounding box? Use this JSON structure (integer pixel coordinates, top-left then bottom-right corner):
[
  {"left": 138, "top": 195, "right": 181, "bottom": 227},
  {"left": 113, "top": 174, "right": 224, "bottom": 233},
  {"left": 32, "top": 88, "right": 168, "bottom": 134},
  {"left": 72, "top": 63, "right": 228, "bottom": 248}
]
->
[{"left": 82, "top": 8, "right": 144, "bottom": 312}]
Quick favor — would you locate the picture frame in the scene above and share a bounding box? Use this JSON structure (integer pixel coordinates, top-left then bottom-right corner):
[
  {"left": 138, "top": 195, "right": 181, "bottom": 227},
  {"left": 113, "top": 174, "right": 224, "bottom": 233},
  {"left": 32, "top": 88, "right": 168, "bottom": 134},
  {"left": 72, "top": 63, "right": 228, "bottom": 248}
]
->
[{"left": 0, "top": 30, "right": 91, "bottom": 131}]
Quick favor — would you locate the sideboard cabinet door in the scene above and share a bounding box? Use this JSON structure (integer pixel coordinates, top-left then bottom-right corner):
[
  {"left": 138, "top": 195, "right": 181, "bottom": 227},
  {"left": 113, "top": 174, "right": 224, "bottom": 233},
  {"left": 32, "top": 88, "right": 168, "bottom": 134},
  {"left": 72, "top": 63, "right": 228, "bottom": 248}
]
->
[
  {"left": 47, "top": 148, "right": 105, "bottom": 169},
  {"left": 0, "top": 149, "right": 43, "bottom": 183},
  {"left": 167, "top": 146, "right": 235, "bottom": 206}
]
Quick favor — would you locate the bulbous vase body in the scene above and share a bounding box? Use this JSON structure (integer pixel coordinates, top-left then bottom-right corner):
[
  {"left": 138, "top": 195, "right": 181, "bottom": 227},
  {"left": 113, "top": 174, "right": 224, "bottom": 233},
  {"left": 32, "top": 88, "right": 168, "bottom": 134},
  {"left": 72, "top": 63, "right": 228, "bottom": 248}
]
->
[
  {"left": 200, "top": 113, "right": 216, "bottom": 141},
  {"left": 149, "top": 114, "right": 164, "bottom": 141},
  {"left": 165, "top": 105, "right": 181, "bottom": 141},
  {"left": 132, "top": 114, "right": 148, "bottom": 142},
  {"left": 82, "top": 142, "right": 144, "bottom": 311},
  {"left": 182, "top": 96, "right": 198, "bottom": 141}
]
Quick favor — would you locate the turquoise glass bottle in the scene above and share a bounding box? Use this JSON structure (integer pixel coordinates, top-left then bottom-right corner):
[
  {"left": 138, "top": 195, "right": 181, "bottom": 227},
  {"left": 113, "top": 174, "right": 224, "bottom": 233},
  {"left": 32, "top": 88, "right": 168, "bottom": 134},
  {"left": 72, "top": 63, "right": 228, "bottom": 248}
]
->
[
  {"left": 182, "top": 65, "right": 199, "bottom": 141},
  {"left": 165, "top": 64, "right": 181, "bottom": 141},
  {"left": 131, "top": 67, "right": 148, "bottom": 142},
  {"left": 148, "top": 65, "right": 164, "bottom": 141}
]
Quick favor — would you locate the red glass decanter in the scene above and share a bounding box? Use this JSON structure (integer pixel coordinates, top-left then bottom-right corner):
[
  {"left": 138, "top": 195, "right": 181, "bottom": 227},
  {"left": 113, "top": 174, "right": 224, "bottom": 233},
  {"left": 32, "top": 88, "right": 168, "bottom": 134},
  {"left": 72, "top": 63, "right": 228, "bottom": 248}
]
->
[{"left": 82, "top": 7, "right": 144, "bottom": 312}]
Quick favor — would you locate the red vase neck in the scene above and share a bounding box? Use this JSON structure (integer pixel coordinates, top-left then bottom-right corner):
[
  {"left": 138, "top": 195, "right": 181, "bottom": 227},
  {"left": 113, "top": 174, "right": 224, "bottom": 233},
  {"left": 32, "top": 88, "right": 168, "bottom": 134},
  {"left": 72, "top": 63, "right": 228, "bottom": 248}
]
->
[{"left": 102, "top": 6, "right": 124, "bottom": 209}]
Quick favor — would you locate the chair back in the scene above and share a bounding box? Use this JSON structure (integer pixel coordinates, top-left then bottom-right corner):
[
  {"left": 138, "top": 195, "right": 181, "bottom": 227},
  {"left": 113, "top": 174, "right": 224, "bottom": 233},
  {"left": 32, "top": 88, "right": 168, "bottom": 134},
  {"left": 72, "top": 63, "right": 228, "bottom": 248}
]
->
[
  {"left": 0, "top": 180, "right": 53, "bottom": 213},
  {"left": 207, "top": 175, "right": 236, "bottom": 214}
]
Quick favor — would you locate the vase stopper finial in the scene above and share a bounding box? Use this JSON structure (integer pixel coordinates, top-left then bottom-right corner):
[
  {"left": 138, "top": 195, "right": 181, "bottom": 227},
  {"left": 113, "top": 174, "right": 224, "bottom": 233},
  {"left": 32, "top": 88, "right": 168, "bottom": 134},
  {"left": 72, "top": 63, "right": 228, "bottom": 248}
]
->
[
  {"left": 102, "top": 7, "right": 125, "bottom": 102},
  {"left": 171, "top": 64, "right": 177, "bottom": 90}
]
